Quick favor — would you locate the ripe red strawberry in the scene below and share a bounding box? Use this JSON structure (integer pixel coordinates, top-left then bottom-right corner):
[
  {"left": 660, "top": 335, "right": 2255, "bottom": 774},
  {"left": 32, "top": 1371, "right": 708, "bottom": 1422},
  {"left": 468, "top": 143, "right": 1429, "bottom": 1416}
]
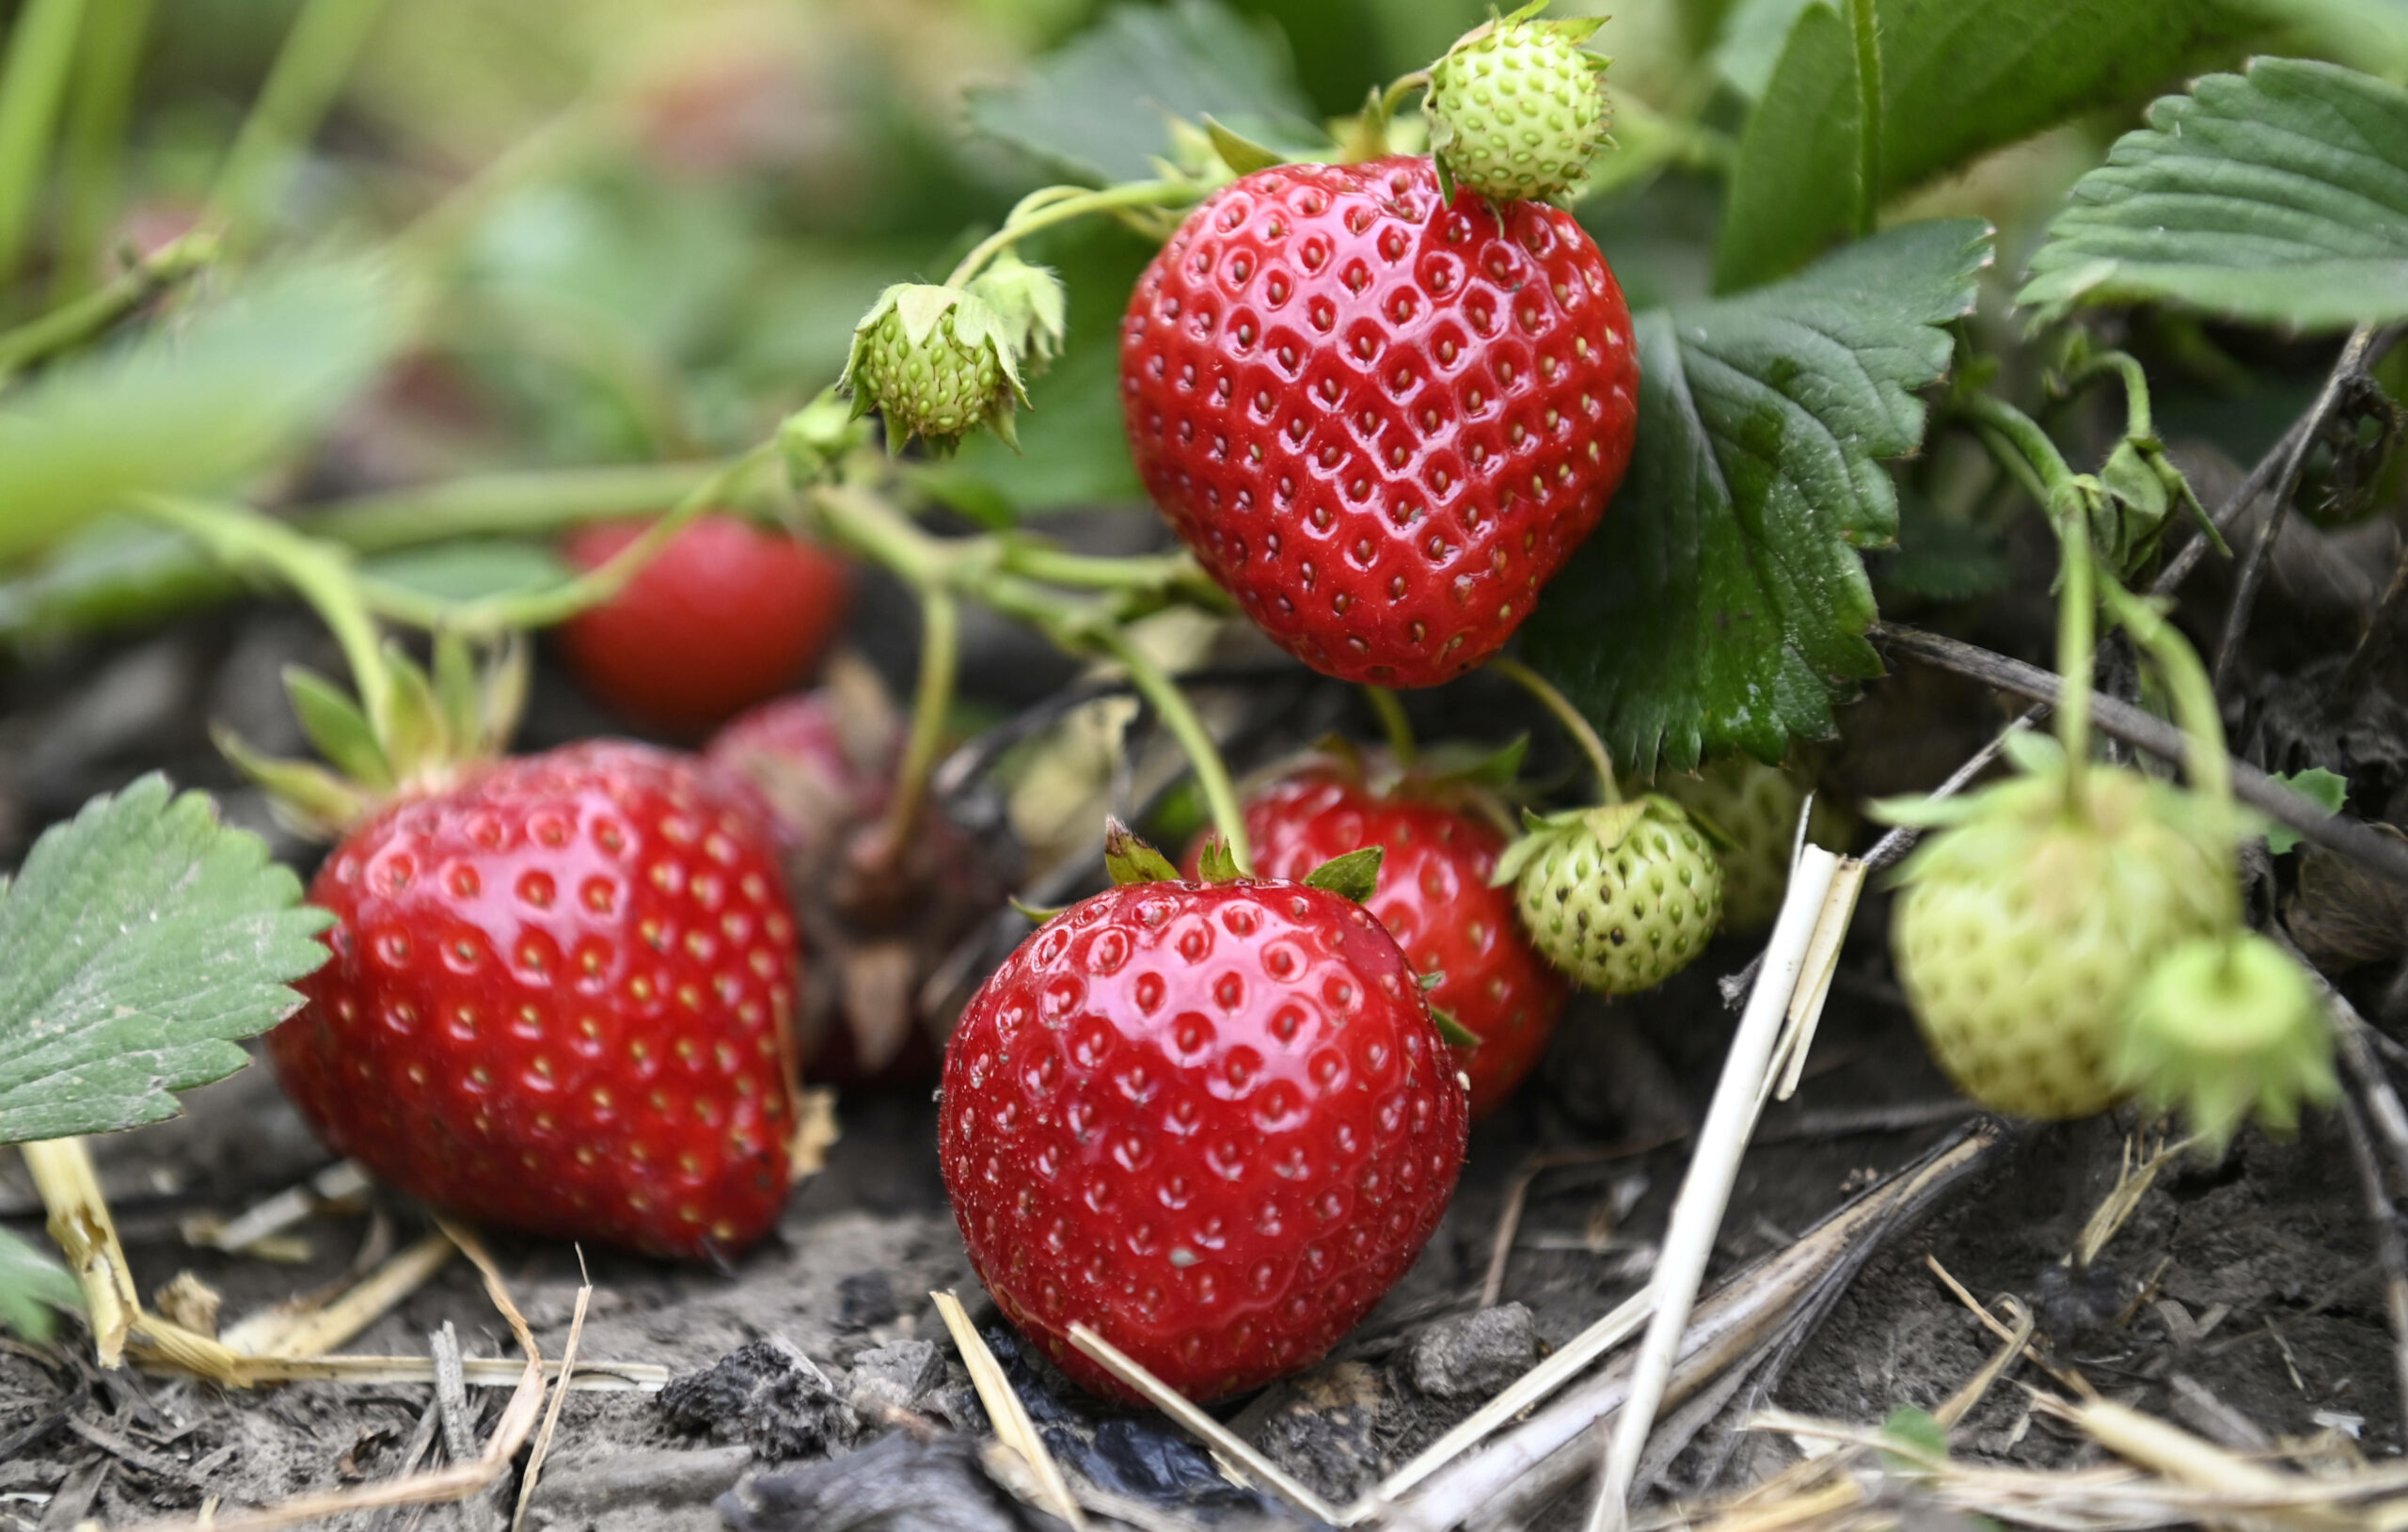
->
[
  {"left": 269, "top": 741, "right": 805, "bottom": 1258},
  {"left": 560, "top": 513, "right": 853, "bottom": 734},
  {"left": 940, "top": 863, "right": 1469, "bottom": 1401},
  {"left": 1120, "top": 155, "right": 1639, "bottom": 687},
  {"left": 1186, "top": 762, "right": 1565, "bottom": 1118}
]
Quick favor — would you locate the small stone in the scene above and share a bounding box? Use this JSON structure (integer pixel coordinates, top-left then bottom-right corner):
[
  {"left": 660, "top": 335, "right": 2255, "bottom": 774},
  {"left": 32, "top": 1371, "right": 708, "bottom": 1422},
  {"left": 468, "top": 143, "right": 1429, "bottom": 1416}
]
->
[
  {"left": 838, "top": 1270, "right": 899, "bottom": 1328},
  {"left": 1404, "top": 1303, "right": 1540, "bottom": 1400},
  {"left": 848, "top": 1339, "right": 945, "bottom": 1418}
]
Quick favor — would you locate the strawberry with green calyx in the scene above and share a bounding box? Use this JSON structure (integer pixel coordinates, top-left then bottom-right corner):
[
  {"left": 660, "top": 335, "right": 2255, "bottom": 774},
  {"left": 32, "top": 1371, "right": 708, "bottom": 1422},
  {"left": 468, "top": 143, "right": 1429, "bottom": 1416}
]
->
[
  {"left": 2117, "top": 931, "right": 2337, "bottom": 1148},
  {"left": 146, "top": 497, "right": 809, "bottom": 1259},
  {"left": 1424, "top": 1, "right": 1612, "bottom": 205},
  {"left": 1880, "top": 735, "right": 2230, "bottom": 1119},
  {"left": 941, "top": 818, "right": 1469, "bottom": 1401},
  {"left": 1487, "top": 656, "right": 1723, "bottom": 996},
  {"left": 842, "top": 284, "right": 1031, "bottom": 453}
]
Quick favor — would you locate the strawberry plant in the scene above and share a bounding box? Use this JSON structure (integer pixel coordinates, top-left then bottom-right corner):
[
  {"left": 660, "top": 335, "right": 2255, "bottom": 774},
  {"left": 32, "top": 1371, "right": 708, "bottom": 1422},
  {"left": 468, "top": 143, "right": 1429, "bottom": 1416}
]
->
[{"left": 9, "top": 0, "right": 2408, "bottom": 1518}]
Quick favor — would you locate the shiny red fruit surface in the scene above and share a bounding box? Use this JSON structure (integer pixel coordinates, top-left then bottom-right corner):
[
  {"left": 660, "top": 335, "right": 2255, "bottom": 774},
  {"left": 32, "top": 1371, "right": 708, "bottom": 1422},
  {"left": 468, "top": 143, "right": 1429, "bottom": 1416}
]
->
[
  {"left": 1195, "top": 767, "right": 1566, "bottom": 1118},
  {"left": 270, "top": 742, "right": 803, "bottom": 1258},
  {"left": 561, "top": 514, "right": 853, "bottom": 734},
  {"left": 1120, "top": 156, "right": 1639, "bottom": 687},
  {"left": 939, "top": 877, "right": 1469, "bottom": 1402}
]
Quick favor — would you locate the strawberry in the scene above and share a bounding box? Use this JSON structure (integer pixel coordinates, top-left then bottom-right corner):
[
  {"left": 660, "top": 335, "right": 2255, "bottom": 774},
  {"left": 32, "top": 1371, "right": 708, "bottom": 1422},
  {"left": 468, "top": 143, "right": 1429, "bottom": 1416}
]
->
[
  {"left": 269, "top": 740, "right": 806, "bottom": 1258},
  {"left": 559, "top": 513, "right": 853, "bottom": 735},
  {"left": 1497, "top": 796, "right": 1722, "bottom": 995},
  {"left": 939, "top": 829, "right": 1469, "bottom": 1401},
  {"left": 1119, "top": 154, "right": 1639, "bottom": 687},
  {"left": 1885, "top": 743, "right": 2229, "bottom": 1120},
  {"left": 1185, "top": 758, "right": 1565, "bottom": 1118},
  {"left": 1425, "top": 4, "right": 1613, "bottom": 205},
  {"left": 1641, "top": 756, "right": 1852, "bottom": 935}
]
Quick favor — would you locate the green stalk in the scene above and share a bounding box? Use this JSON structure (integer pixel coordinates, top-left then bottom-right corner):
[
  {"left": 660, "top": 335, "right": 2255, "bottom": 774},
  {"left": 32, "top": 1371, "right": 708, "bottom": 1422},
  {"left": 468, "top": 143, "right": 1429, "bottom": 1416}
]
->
[
  {"left": 875, "top": 589, "right": 960, "bottom": 860},
  {"left": 2074, "top": 348, "right": 2155, "bottom": 440},
  {"left": 363, "top": 444, "right": 777, "bottom": 634},
  {"left": 0, "top": 226, "right": 211, "bottom": 377},
  {"left": 1489, "top": 655, "right": 1618, "bottom": 802},
  {"left": 209, "top": 0, "right": 388, "bottom": 255},
  {"left": 2100, "top": 578, "right": 2241, "bottom": 925},
  {"left": 137, "top": 495, "right": 394, "bottom": 734},
  {"left": 2053, "top": 492, "right": 2097, "bottom": 813},
  {"left": 943, "top": 179, "right": 1198, "bottom": 288},
  {"left": 47, "top": 0, "right": 149, "bottom": 305},
  {"left": 1092, "top": 624, "right": 1252, "bottom": 876},
  {"left": 0, "top": 0, "right": 89, "bottom": 288},
  {"left": 295, "top": 460, "right": 730, "bottom": 552},
  {"left": 1365, "top": 687, "right": 1418, "bottom": 768}
]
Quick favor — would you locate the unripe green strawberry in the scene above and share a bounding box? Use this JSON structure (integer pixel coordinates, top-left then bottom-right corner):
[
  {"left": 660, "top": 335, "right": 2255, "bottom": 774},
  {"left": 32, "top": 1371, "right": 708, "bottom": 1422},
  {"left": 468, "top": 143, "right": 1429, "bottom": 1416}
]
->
[
  {"left": 1641, "top": 757, "right": 1854, "bottom": 935},
  {"left": 1425, "top": 3, "right": 1611, "bottom": 204},
  {"left": 2116, "top": 932, "right": 2337, "bottom": 1147},
  {"left": 842, "top": 283, "right": 1028, "bottom": 452},
  {"left": 1886, "top": 746, "right": 2229, "bottom": 1120},
  {"left": 1494, "top": 796, "right": 1721, "bottom": 995}
]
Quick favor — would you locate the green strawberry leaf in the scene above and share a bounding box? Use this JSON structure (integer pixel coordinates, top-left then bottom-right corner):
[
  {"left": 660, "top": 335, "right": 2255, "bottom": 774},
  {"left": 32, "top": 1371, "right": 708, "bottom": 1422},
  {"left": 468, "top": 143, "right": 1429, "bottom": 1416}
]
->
[
  {"left": 1522, "top": 220, "right": 1991, "bottom": 774},
  {"left": 2020, "top": 58, "right": 2408, "bottom": 330},
  {"left": 1715, "top": 0, "right": 2259, "bottom": 291},
  {"left": 1103, "top": 817, "right": 1182, "bottom": 886},
  {"left": 2267, "top": 767, "right": 2349, "bottom": 854},
  {"left": 1304, "top": 846, "right": 1384, "bottom": 905},
  {"left": 0, "top": 1224, "right": 80, "bottom": 1343},
  {"left": 0, "top": 776, "right": 331, "bottom": 1146},
  {"left": 0, "top": 258, "right": 409, "bottom": 569},
  {"left": 964, "top": 0, "right": 1321, "bottom": 186}
]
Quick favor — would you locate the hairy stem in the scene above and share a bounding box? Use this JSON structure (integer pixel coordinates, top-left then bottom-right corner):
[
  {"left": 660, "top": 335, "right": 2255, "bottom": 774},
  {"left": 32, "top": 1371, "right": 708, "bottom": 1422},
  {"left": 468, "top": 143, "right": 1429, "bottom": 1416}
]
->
[
  {"left": 1489, "top": 655, "right": 1617, "bottom": 802},
  {"left": 1094, "top": 624, "right": 1252, "bottom": 876},
  {"left": 210, "top": 0, "right": 389, "bottom": 255},
  {"left": 1365, "top": 687, "right": 1418, "bottom": 768},
  {"left": 943, "top": 180, "right": 1198, "bottom": 289},
  {"left": 877, "top": 589, "right": 961, "bottom": 861}
]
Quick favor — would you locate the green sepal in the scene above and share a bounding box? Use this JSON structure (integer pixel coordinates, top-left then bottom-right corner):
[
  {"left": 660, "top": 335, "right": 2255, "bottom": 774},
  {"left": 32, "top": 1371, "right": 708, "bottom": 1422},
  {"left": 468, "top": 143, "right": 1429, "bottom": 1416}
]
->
[
  {"left": 1409, "top": 734, "right": 1529, "bottom": 794},
  {"left": 1429, "top": 1006, "right": 1482, "bottom": 1049},
  {"left": 476, "top": 636, "right": 531, "bottom": 760},
  {"left": 1195, "top": 834, "right": 1243, "bottom": 882},
  {"left": 1489, "top": 798, "right": 1671, "bottom": 887},
  {"left": 432, "top": 631, "right": 483, "bottom": 761},
  {"left": 1104, "top": 817, "right": 1181, "bottom": 886},
  {"left": 376, "top": 641, "right": 451, "bottom": 784},
  {"left": 1304, "top": 845, "right": 1384, "bottom": 904},
  {"left": 967, "top": 251, "right": 1069, "bottom": 372},
  {"left": 1203, "top": 115, "right": 1286, "bottom": 176},
  {"left": 1418, "top": 970, "right": 1446, "bottom": 991},
  {"left": 281, "top": 666, "right": 393, "bottom": 792},
  {"left": 2115, "top": 931, "right": 2339, "bottom": 1150},
  {"left": 214, "top": 724, "right": 372, "bottom": 840},
  {"left": 1010, "top": 895, "right": 1069, "bottom": 923}
]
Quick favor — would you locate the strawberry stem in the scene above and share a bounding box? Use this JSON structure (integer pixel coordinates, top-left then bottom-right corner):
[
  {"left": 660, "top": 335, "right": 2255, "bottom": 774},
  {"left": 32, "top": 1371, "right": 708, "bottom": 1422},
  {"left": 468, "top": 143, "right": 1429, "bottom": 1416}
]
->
[
  {"left": 1365, "top": 687, "right": 1418, "bottom": 768},
  {"left": 2099, "top": 577, "right": 2243, "bottom": 926},
  {"left": 943, "top": 179, "right": 1200, "bottom": 290},
  {"left": 1488, "top": 655, "right": 1618, "bottom": 803},
  {"left": 1091, "top": 624, "right": 1253, "bottom": 876},
  {"left": 136, "top": 494, "right": 397, "bottom": 742},
  {"left": 875, "top": 587, "right": 960, "bottom": 864}
]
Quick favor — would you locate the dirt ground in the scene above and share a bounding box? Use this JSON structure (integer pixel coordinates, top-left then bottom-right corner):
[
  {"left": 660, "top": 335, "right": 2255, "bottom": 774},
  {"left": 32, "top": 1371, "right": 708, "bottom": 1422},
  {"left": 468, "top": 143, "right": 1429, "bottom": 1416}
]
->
[{"left": 1, "top": 606, "right": 2397, "bottom": 1532}]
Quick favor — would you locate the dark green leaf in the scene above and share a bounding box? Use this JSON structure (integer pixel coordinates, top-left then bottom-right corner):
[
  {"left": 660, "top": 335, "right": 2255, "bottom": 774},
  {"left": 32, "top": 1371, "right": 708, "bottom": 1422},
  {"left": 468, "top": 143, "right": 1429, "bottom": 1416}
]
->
[
  {"left": 2268, "top": 766, "right": 2349, "bottom": 853},
  {"left": 0, "top": 1225, "right": 80, "bottom": 1342},
  {"left": 2020, "top": 58, "right": 2408, "bottom": 329},
  {"left": 0, "top": 776, "right": 331, "bottom": 1145},
  {"left": 1718, "top": 0, "right": 2259, "bottom": 291},
  {"left": 0, "top": 259, "right": 409, "bottom": 568},
  {"left": 964, "top": 0, "right": 1320, "bottom": 186},
  {"left": 1523, "top": 221, "right": 1990, "bottom": 773},
  {"left": 1303, "top": 845, "right": 1383, "bottom": 904}
]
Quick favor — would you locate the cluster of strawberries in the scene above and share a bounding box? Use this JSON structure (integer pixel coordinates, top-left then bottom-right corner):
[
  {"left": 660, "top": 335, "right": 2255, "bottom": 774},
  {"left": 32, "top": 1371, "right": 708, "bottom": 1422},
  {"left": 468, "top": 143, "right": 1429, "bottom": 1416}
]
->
[{"left": 258, "top": 8, "right": 1814, "bottom": 1407}]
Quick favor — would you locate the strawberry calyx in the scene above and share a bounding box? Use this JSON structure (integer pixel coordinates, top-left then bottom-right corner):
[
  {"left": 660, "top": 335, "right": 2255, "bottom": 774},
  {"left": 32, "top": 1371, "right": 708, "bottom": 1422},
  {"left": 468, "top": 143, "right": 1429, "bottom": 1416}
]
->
[
  {"left": 1489, "top": 795, "right": 1694, "bottom": 889},
  {"left": 842, "top": 283, "right": 1034, "bottom": 454},
  {"left": 2115, "top": 931, "right": 2338, "bottom": 1148}
]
